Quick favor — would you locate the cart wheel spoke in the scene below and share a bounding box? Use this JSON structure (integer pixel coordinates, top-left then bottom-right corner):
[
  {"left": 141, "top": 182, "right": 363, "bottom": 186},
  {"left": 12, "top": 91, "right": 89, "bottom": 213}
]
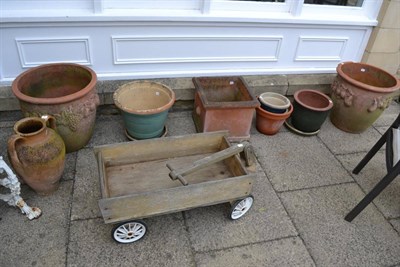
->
[
  {"left": 229, "top": 196, "right": 254, "bottom": 220},
  {"left": 112, "top": 220, "right": 147, "bottom": 244}
]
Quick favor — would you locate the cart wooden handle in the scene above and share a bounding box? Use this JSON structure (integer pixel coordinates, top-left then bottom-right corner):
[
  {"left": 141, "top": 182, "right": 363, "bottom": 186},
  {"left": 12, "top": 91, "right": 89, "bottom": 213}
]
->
[{"left": 167, "top": 143, "right": 249, "bottom": 186}]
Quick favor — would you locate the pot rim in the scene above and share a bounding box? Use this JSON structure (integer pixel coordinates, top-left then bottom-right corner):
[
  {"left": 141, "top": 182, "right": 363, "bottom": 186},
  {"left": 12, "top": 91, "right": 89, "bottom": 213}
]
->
[
  {"left": 294, "top": 89, "right": 333, "bottom": 112},
  {"left": 256, "top": 102, "right": 293, "bottom": 119},
  {"left": 259, "top": 92, "right": 291, "bottom": 109},
  {"left": 14, "top": 117, "right": 46, "bottom": 137},
  {"left": 11, "top": 63, "right": 97, "bottom": 105},
  {"left": 114, "top": 81, "right": 176, "bottom": 115},
  {"left": 337, "top": 61, "right": 400, "bottom": 93}
]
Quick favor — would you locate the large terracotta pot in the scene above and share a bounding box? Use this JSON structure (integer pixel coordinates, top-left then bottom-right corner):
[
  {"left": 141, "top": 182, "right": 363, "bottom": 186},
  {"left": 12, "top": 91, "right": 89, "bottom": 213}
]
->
[
  {"left": 256, "top": 103, "right": 293, "bottom": 135},
  {"left": 330, "top": 62, "right": 400, "bottom": 133},
  {"left": 7, "top": 116, "right": 66, "bottom": 195},
  {"left": 114, "top": 81, "right": 175, "bottom": 139},
  {"left": 12, "top": 63, "right": 99, "bottom": 152}
]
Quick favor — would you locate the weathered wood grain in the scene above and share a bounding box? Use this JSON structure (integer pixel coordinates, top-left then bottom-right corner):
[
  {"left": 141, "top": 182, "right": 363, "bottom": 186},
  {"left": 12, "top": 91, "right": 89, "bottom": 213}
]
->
[{"left": 94, "top": 131, "right": 255, "bottom": 224}]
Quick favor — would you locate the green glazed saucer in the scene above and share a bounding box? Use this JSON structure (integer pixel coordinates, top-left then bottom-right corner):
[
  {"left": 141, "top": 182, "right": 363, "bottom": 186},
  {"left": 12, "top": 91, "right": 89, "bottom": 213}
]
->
[
  {"left": 125, "top": 126, "right": 168, "bottom": 141},
  {"left": 284, "top": 117, "right": 319, "bottom": 136}
]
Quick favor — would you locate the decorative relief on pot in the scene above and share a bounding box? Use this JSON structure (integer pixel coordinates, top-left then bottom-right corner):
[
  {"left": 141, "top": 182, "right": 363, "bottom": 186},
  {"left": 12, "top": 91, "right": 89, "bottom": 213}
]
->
[
  {"left": 332, "top": 79, "right": 354, "bottom": 107},
  {"left": 367, "top": 96, "right": 392, "bottom": 112},
  {"left": 21, "top": 92, "right": 100, "bottom": 132},
  {"left": 331, "top": 79, "right": 392, "bottom": 112}
]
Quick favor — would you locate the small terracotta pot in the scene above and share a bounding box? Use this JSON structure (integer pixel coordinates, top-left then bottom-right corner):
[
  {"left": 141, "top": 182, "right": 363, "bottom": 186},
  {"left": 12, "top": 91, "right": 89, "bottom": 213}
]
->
[
  {"left": 292, "top": 89, "right": 333, "bottom": 133},
  {"left": 114, "top": 81, "right": 175, "bottom": 139},
  {"left": 12, "top": 63, "right": 99, "bottom": 153},
  {"left": 330, "top": 62, "right": 400, "bottom": 133},
  {"left": 256, "top": 103, "right": 293, "bottom": 135},
  {"left": 7, "top": 116, "right": 66, "bottom": 195}
]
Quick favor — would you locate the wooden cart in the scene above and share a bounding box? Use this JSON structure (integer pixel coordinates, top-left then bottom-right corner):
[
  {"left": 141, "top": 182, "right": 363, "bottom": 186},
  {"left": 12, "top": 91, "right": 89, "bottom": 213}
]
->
[{"left": 94, "top": 131, "right": 256, "bottom": 244}]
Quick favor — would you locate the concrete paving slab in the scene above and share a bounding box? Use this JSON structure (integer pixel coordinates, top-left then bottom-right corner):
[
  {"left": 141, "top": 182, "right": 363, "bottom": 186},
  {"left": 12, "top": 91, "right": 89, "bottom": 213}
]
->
[
  {"left": 166, "top": 111, "right": 197, "bottom": 136},
  {"left": 86, "top": 115, "right": 127, "bottom": 147},
  {"left": 374, "top": 125, "right": 389, "bottom": 135},
  {"left": 0, "top": 126, "right": 14, "bottom": 167},
  {"left": 373, "top": 101, "right": 400, "bottom": 127},
  {"left": 195, "top": 236, "right": 315, "bottom": 267},
  {"left": 318, "top": 119, "right": 383, "bottom": 154},
  {"left": 62, "top": 152, "right": 77, "bottom": 181},
  {"left": 67, "top": 214, "right": 194, "bottom": 267},
  {"left": 0, "top": 110, "right": 23, "bottom": 127},
  {"left": 280, "top": 183, "right": 400, "bottom": 267},
  {"left": 0, "top": 86, "right": 19, "bottom": 111},
  {"left": 185, "top": 170, "right": 297, "bottom": 252},
  {"left": 251, "top": 132, "right": 352, "bottom": 192},
  {"left": 337, "top": 151, "right": 400, "bottom": 219},
  {"left": 71, "top": 148, "right": 102, "bottom": 220},
  {"left": 391, "top": 218, "right": 400, "bottom": 233},
  {"left": 0, "top": 181, "right": 73, "bottom": 267}
]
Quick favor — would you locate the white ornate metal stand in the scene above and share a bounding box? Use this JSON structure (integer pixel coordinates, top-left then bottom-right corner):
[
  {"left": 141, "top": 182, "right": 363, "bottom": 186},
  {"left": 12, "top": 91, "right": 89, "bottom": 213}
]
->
[{"left": 0, "top": 156, "right": 41, "bottom": 220}]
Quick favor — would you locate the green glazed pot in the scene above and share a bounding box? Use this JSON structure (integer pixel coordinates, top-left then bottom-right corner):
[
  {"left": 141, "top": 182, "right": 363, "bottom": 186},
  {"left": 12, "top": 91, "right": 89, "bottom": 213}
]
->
[
  {"left": 291, "top": 89, "right": 333, "bottom": 133},
  {"left": 120, "top": 110, "right": 169, "bottom": 139},
  {"left": 114, "top": 81, "right": 175, "bottom": 140}
]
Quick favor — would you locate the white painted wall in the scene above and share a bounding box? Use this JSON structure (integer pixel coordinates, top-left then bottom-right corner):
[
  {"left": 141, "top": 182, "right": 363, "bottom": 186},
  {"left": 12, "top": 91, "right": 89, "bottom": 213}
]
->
[{"left": 0, "top": 0, "right": 382, "bottom": 84}]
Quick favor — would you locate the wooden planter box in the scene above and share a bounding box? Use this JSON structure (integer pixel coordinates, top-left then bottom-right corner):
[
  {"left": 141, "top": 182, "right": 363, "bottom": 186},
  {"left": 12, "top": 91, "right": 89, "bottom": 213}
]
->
[
  {"left": 94, "top": 131, "right": 255, "bottom": 224},
  {"left": 192, "top": 77, "right": 259, "bottom": 141}
]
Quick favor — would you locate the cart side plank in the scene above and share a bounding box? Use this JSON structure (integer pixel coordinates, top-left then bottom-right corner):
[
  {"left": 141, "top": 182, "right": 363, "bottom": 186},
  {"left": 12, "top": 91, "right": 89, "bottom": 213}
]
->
[
  {"left": 99, "top": 174, "right": 254, "bottom": 224},
  {"left": 95, "top": 132, "right": 227, "bottom": 166},
  {"left": 96, "top": 153, "right": 110, "bottom": 198}
]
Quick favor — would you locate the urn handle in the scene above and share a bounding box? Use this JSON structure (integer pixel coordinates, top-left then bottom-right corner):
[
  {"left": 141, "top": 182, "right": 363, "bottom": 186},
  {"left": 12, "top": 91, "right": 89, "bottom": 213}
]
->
[
  {"left": 7, "top": 134, "right": 25, "bottom": 169},
  {"left": 41, "top": 115, "right": 57, "bottom": 131}
]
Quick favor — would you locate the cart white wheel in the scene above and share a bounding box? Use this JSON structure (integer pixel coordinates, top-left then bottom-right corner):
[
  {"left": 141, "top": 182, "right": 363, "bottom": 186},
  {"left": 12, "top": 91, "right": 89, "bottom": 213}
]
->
[
  {"left": 229, "top": 196, "right": 254, "bottom": 220},
  {"left": 112, "top": 220, "right": 147, "bottom": 244}
]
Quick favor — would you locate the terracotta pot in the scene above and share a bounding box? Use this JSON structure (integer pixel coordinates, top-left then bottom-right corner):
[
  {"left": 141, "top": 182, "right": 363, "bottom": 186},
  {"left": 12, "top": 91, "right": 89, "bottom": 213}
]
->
[
  {"left": 330, "top": 62, "right": 400, "bottom": 133},
  {"left": 256, "top": 103, "right": 293, "bottom": 135},
  {"left": 7, "top": 116, "right": 66, "bottom": 195},
  {"left": 12, "top": 63, "right": 99, "bottom": 152},
  {"left": 192, "top": 77, "right": 259, "bottom": 141},
  {"left": 291, "top": 89, "right": 333, "bottom": 133},
  {"left": 114, "top": 81, "right": 175, "bottom": 139}
]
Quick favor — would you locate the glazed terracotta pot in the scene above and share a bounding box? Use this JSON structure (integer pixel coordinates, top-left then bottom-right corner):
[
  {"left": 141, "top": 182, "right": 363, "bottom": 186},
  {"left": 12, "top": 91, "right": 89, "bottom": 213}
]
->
[
  {"left": 7, "top": 116, "right": 66, "bottom": 196},
  {"left": 256, "top": 103, "right": 293, "bottom": 135},
  {"left": 259, "top": 92, "right": 291, "bottom": 114},
  {"left": 114, "top": 81, "right": 175, "bottom": 139},
  {"left": 330, "top": 62, "right": 400, "bottom": 133},
  {"left": 12, "top": 63, "right": 99, "bottom": 152},
  {"left": 291, "top": 89, "right": 333, "bottom": 133}
]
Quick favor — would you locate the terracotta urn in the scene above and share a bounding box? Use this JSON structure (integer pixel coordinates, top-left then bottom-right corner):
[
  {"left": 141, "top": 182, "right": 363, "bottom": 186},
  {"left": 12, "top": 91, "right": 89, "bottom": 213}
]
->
[
  {"left": 114, "top": 81, "right": 175, "bottom": 140},
  {"left": 7, "top": 116, "right": 66, "bottom": 196},
  {"left": 256, "top": 102, "right": 293, "bottom": 135},
  {"left": 12, "top": 63, "right": 99, "bottom": 152},
  {"left": 330, "top": 62, "right": 400, "bottom": 133},
  {"left": 291, "top": 89, "right": 333, "bottom": 133}
]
